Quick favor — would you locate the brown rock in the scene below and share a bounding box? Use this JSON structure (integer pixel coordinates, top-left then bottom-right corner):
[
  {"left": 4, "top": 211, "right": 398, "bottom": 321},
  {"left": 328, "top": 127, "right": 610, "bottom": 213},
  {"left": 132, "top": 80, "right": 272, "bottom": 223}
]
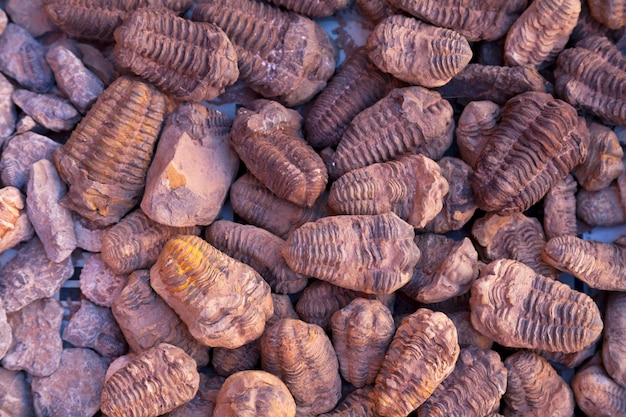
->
[
  {"left": 0, "top": 186, "right": 34, "bottom": 255},
  {"left": 573, "top": 122, "right": 624, "bottom": 191},
  {"left": 602, "top": 292, "right": 626, "bottom": 388},
  {"left": 212, "top": 341, "right": 261, "bottom": 378},
  {"left": 572, "top": 360, "right": 626, "bottom": 416},
  {"left": 588, "top": 0, "right": 626, "bottom": 29},
  {"left": 267, "top": 293, "right": 299, "bottom": 328},
  {"left": 577, "top": 169, "right": 626, "bottom": 227},
  {"left": 318, "top": 386, "right": 377, "bottom": 417},
  {"left": 543, "top": 174, "right": 578, "bottom": 240},
  {"left": 446, "top": 311, "right": 493, "bottom": 350},
  {"left": 79, "top": 254, "right": 128, "bottom": 307},
  {"left": 166, "top": 374, "right": 224, "bottom": 417},
  {"left": 0, "top": 368, "right": 35, "bottom": 417},
  {"left": 12, "top": 89, "right": 80, "bottom": 132},
  {"left": 455, "top": 101, "right": 500, "bottom": 170}
]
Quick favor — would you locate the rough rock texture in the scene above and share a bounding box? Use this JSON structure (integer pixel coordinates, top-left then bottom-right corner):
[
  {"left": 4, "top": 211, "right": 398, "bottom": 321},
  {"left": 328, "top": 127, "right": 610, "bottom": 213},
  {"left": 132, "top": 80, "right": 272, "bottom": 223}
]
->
[
  {"left": 75, "top": 43, "right": 119, "bottom": 85},
  {"left": 455, "top": 101, "right": 500, "bottom": 169},
  {"left": 11, "top": 89, "right": 80, "bottom": 132},
  {"left": 166, "top": 374, "right": 224, "bottom": 417},
  {"left": 0, "top": 299, "right": 11, "bottom": 360},
  {"left": 6, "top": 0, "right": 57, "bottom": 37},
  {"left": 603, "top": 292, "right": 626, "bottom": 388},
  {"left": 446, "top": 311, "right": 493, "bottom": 349},
  {"left": 577, "top": 170, "right": 626, "bottom": 227},
  {"left": 318, "top": 386, "right": 377, "bottom": 417},
  {"left": 79, "top": 254, "right": 128, "bottom": 307},
  {"left": 0, "top": 186, "right": 34, "bottom": 255},
  {"left": 572, "top": 361, "right": 626, "bottom": 417},
  {"left": 543, "top": 174, "right": 578, "bottom": 240},
  {"left": 73, "top": 215, "right": 108, "bottom": 252},
  {"left": 573, "top": 122, "right": 624, "bottom": 191},
  {"left": 0, "top": 368, "right": 35, "bottom": 417},
  {"left": 141, "top": 103, "right": 238, "bottom": 227},
  {"left": 0, "top": 73, "right": 16, "bottom": 146},
  {"left": 212, "top": 341, "right": 261, "bottom": 377}
]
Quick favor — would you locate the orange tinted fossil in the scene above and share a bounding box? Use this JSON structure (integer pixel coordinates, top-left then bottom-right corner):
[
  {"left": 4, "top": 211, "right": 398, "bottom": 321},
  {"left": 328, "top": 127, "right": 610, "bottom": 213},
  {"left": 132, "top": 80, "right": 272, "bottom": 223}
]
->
[
  {"left": 214, "top": 370, "right": 297, "bottom": 417},
  {"left": 0, "top": 186, "right": 34, "bottom": 254},
  {"left": 230, "top": 173, "right": 330, "bottom": 240},
  {"left": 576, "top": 168, "right": 626, "bottom": 227},
  {"left": 101, "top": 343, "right": 200, "bottom": 417},
  {"left": 456, "top": 101, "right": 500, "bottom": 170},
  {"left": 261, "top": 319, "right": 341, "bottom": 416},
  {"left": 330, "top": 298, "right": 395, "bottom": 388},
  {"left": 150, "top": 235, "right": 273, "bottom": 349},
  {"left": 402, "top": 234, "right": 478, "bottom": 304},
  {"left": 265, "top": 0, "right": 351, "bottom": 17},
  {"left": 282, "top": 213, "right": 420, "bottom": 295},
  {"left": 470, "top": 259, "right": 603, "bottom": 353},
  {"left": 101, "top": 209, "right": 199, "bottom": 275},
  {"left": 114, "top": 7, "right": 238, "bottom": 102},
  {"left": 366, "top": 15, "right": 472, "bottom": 87},
  {"left": 231, "top": 99, "right": 328, "bottom": 207},
  {"left": 305, "top": 48, "right": 400, "bottom": 149},
  {"left": 573, "top": 122, "right": 624, "bottom": 191},
  {"left": 503, "top": 351, "right": 575, "bottom": 417},
  {"left": 504, "top": 0, "right": 580, "bottom": 67},
  {"left": 374, "top": 308, "right": 459, "bottom": 417},
  {"left": 417, "top": 347, "right": 507, "bottom": 417},
  {"left": 588, "top": 0, "right": 626, "bottom": 29},
  {"left": 53, "top": 76, "right": 166, "bottom": 226},
  {"left": 543, "top": 174, "right": 578, "bottom": 240},
  {"left": 43, "top": 0, "right": 193, "bottom": 41},
  {"left": 472, "top": 212, "right": 557, "bottom": 279},
  {"left": 471, "top": 91, "right": 589, "bottom": 214},
  {"left": 324, "top": 86, "right": 454, "bottom": 180},
  {"left": 205, "top": 220, "right": 307, "bottom": 294},
  {"left": 385, "top": 0, "right": 527, "bottom": 41},
  {"left": 192, "top": 0, "right": 336, "bottom": 106},
  {"left": 572, "top": 361, "right": 626, "bottom": 417},
  {"left": 555, "top": 47, "right": 626, "bottom": 125},
  {"left": 543, "top": 235, "right": 626, "bottom": 291},
  {"left": 319, "top": 386, "right": 376, "bottom": 417},
  {"left": 602, "top": 292, "right": 626, "bottom": 388},
  {"left": 329, "top": 154, "right": 448, "bottom": 228},
  {"left": 212, "top": 341, "right": 261, "bottom": 378}
]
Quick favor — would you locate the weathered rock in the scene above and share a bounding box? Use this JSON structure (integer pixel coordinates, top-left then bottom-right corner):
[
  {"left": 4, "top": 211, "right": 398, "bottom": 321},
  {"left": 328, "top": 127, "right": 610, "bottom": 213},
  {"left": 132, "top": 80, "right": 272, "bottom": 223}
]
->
[
  {"left": 0, "top": 9, "right": 7, "bottom": 35},
  {"left": 0, "top": 368, "right": 35, "bottom": 417},
  {"left": 0, "top": 73, "right": 16, "bottom": 146},
  {"left": 166, "top": 374, "right": 225, "bottom": 417},
  {"left": 73, "top": 215, "right": 107, "bottom": 252},
  {"left": 12, "top": 89, "right": 80, "bottom": 132},
  {"left": 79, "top": 254, "right": 128, "bottom": 307},
  {"left": 14, "top": 115, "right": 41, "bottom": 134},
  {"left": 0, "top": 186, "right": 34, "bottom": 255},
  {"left": 5, "top": 0, "right": 57, "bottom": 37},
  {"left": 75, "top": 43, "right": 119, "bottom": 86},
  {"left": 0, "top": 299, "right": 11, "bottom": 360}
]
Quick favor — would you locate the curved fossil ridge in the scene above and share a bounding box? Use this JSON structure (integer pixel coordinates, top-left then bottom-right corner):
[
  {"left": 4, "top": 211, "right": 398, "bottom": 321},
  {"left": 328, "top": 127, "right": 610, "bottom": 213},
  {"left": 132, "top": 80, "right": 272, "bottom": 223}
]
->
[
  {"left": 417, "top": 347, "right": 507, "bottom": 417},
  {"left": 543, "top": 174, "right": 578, "bottom": 240},
  {"left": 205, "top": 220, "right": 308, "bottom": 295},
  {"left": 471, "top": 91, "right": 589, "bottom": 214},
  {"left": 265, "top": 0, "right": 351, "bottom": 17},
  {"left": 470, "top": 259, "right": 603, "bottom": 353},
  {"left": 261, "top": 319, "right": 342, "bottom": 416},
  {"left": 101, "top": 209, "right": 198, "bottom": 275},
  {"left": 100, "top": 343, "right": 200, "bottom": 417},
  {"left": 555, "top": 47, "right": 626, "bottom": 126},
  {"left": 576, "top": 35, "right": 626, "bottom": 69},
  {"left": 573, "top": 363, "right": 626, "bottom": 417},
  {"left": 374, "top": 308, "right": 459, "bottom": 417},
  {"left": 318, "top": 386, "right": 376, "bottom": 417},
  {"left": 150, "top": 235, "right": 273, "bottom": 349},
  {"left": 325, "top": 86, "right": 454, "bottom": 180},
  {"left": 542, "top": 235, "right": 626, "bottom": 291},
  {"left": 573, "top": 122, "right": 624, "bottom": 192},
  {"left": 503, "top": 351, "right": 575, "bottom": 417},
  {"left": 366, "top": 15, "right": 472, "bottom": 87},
  {"left": 456, "top": 100, "right": 501, "bottom": 170},
  {"left": 282, "top": 212, "right": 420, "bottom": 295},
  {"left": 329, "top": 154, "right": 448, "bottom": 229},
  {"left": 212, "top": 341, "right": 260, "bottom": 377},
  {"left": 114, "top": 7, "right": 238, "bottom": 102},
  {"left": 330, "top": 298, "right": 395, "bottom": 388},
  {"left": 588, "top": 0, "right": 626, "bottom": 29},
  {"left": 603, "top": 293, "right": 626, "bottom": 388},
  {"left": 192, "top": 0, "right": 336, "bottom": 106},
  {"left": 230, "top": 173, "right": 330, "bottom": 240},
  {"left": 231, "top": 100, "right": 328, "bottom": 208},
  {"left": 53, "top": 76, "right": 165, "bottom": 227},
  {"left": 504, "top": 0, "right": 580, "bottom": 67},
  {"left": 305, "top": 47, "right": 400, "bottom": 149},
  {"left": 356, "top": 0, "right": 398, "bottom": 23},
  {"left": 386, "top": 0, "right": 527, "bottom": 41},
  {"left": 43, "top": 0, "right": 193, "bottom": 41}
]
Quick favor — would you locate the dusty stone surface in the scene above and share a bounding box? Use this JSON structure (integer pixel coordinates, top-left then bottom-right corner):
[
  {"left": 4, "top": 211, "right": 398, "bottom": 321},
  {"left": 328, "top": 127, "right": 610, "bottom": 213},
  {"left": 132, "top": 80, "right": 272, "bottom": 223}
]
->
[
  {"left": 27, "top": 159, "right": 77, "bottom": 263},
  {"left": 0, "top": 299, "right": 11, "bottom": 360},
  {"left": 167, "top": 374, "right": 225, "bottom": 417},
  {"left": 75, "top": 43, "right": 119, "bottom": 86},
  {"left": 73, "top": 215, "right": 107, "bottom": 253},
  {"left": 0, "top": 368, "right": 35, "bottom": 417},
  {"left": 79, "top": 254, "right": 128, "bottom": 307},
  {"left": 11, "top": 89, "right": 81, "bottom": 132},
  {"left": 0, "top": 186, "right": 34, "bottom": 255},
  {"left": 31, "top": 348, "right": 109, "bottom": 417},
  {"left": 5, "top": 0, "right": 57, "bottom": 37},
  {"left": 1, "top": 298, "right": 63, "bottom": 377},
  {"left": 14, "top": 115, "right": 40, "bottom": 134},
  {"left": 0, "top": 72, "right": 16, "bottom": 146}
]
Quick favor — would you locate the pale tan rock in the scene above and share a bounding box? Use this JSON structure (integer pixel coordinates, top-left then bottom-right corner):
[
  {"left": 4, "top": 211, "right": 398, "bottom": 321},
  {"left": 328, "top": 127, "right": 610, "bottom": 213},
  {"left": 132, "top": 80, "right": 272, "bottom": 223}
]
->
[
  {"left": 0, "top": 186, "right": 34, "bottom": 255},
  {"left": 166, "top": 374, "right": 225, "bottom": 417},
  {"left": 0, "top": 368, "right": 35, "bottom": 417},
  {"left": 73, "top": 215, "right": 107, "bottom": 252},
  {"left": 79, "top": 254, "right": 128, "bottom": 307}
]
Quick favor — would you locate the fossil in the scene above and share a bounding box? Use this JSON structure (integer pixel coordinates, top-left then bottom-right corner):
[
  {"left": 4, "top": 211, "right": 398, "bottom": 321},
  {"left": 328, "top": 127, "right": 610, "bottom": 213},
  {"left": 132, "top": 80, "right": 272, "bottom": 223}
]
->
[
  {"left": 75, "top": 42, "right": 119, "bottom": 85},
  {"left": 79, "top": 254, "right": 128, "bottom": 307},
  {"left": 576, "top": 168, "right": 626, "bottom": 227},
  {"left": 167, "top": 374, "right": 225, "bottom": 417},
  {"left": 573, "top": 121, "right": 624, "bottom": 191},
  {"left": 455, "top": 101, "right": 500, "bottom": 170},
  {"left": 267, "top": 293, "right": 299, "bottom": 328},
  {"left": 0, "top": 368, "right": 35, "bottom": 417},
  {"left": 470, "top": 259, "right": 603, "bottom": 353},
  {"left": 446, "top": 311, "right": 493, "bottom": 350},
  {"left": 602, "top": 292, "right": 626, "bottom": 388},
  {"left": 543, "top": 174, "right": 578, "bottom": 240},
  {"left": 114, "top": 7, "right": 238, "bottom": 102},
  {"left": 212, "top": 341, "right": 261, "bottom": 378},
  {"left": 572, "top": 360, "right": 626, "bottom": 417},
  {"left": 0, "top": 186, "right": 34, "bottom": 255},
  {"left": 588, "top": 0, "right": 626, "bottom": 29},
  {"left": 576, "top": 35, "right": 626, "bottom": 69},
  {"left": 571, "top": 0, "right": 614, "bottom": 42},
  {"left": 471, "top": 91, "right": 589, "bottom": 214},
  {"left": 282, "top": 213, "right": 420, "bottom": 295},
  {"left": 265, "top": 0, "right": 351, "bottom": 17},
  {"left": 11, "top": 89, "right": 81, "bottom": 132},
  {"left": 319, "top": 386, "right": 376, "bottom": 417},
  {"left": 0, "top": 132, "right": 60, "bottom": 192},
  {"left": 355, "top": 0, "right": 397, "bottom": 23},
  {"left": 53, "top": 76, "right": 166, "bottom": 226},
  {"left": 192, "top": 0, "right": 336, "bottom": 106},
  {"left": 366, "top": 15, "right": 472, "bottom": 87}
]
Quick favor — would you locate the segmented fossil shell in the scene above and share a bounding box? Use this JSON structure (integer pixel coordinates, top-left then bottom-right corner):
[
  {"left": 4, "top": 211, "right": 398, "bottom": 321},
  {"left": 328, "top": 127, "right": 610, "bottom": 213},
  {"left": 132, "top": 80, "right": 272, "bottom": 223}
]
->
[
  {"left": 0, "top": 186, "right": 34, "bottom": 254},
  {"left": 366, "top": 15, "right": 472, "bottom": 87},
  {"left": 576, "top": 168, "right": 626, "bottom": 227},
  {"left": 329, "top": 154, "right": 448, "bottom": 228},
  {"left": 472, "top": 212, "right": 557, "bottom": 279},
  {"left": 471, "top": 91, "right": 589, "bottom": 214},
  {"left": 417, "top": 347, "right": 507, "bottom": 417},
  {"left": 0, "top": 132, "right": 60, "bottom": 192},
  {"left": 231, "top": 99, "right": 328, "bottom": 207},
  {"left": 100, "top": 343, "right": 200, "bottom": 417},
  {"left": 192, "top": 0, "right": 336, "bottom": 106},
  {"left": 324, "top": 86, "right": 454, "bottom": 180},
  {"left": 555, "top": 47, "right": 626, "bottom": 125},
  {"left": 205, "top": 220, "right": 307, "bottom": 295},
  {"left": 43, "top": 0, "right": 193, "bottom": 41},
  {"left": 265, "top": 0, "right": 351, "bottom": 17},
  {"left": 571, "top": 0, "right": 614, "bottom": 42},
  {"left": 504, "top": 0, "right": 580, "bottom": 67},
  {"left": 214, "top": 370, "right": 296, "bottom": 417},
  {"left": 282, "top": 213, "right": 420, "bottom": 294},
  {"left": 267, "top": 293, "right": 299, "bottom": 328},
  {"left": 576, "top": 35, "right": 626, "bottom": 69},
  {"left": 230, "top": 173, "right": 330, "bottom": 240},
  {"left": 374, "top": 308, "right": 459, "bottom": 417},
  {"left": 574, "top": 122, "right": 624, "bottom": 191},
  {"left": 167, "top": 374, "right": 224, "bottom": 417},
  {"left": 572, "top": 362, "right": 626, "bottom": 417},
  {"left": 318, "top": 386, "right": 376, "bottom": 417},
  {"left": 588, "top": 0, "right": 626, "bottom": 29},
  {"left": 446, "top": 311, "right": 493, "bottom": 349},
  {"left": 101, "top": 209, "right": 199, "bottom": 275},
  {"left": 503, "top": 351, "right": 575, "bottom": 417},
  {"left": 150, "top": 235, "right": 273, "bottom": 349},
  {"left": 386, "top": 0, "right": 527, "bottom": 41},
  {"left": 305, "top": 47, "right": 400, "bottom": 149},
  {"left": 53, "top": 76, "right": 166, "bottom": 226},
  {"left": 402, "top": 234, "right": 478, "bottom": 304},
  {"left": 111, "top": 269, "right": 209, "bottom": 367},
  {"left": 212, "top": 341, "right": 261, "bottom": 378},
  {"left": 602, "top": 292, "right": 626, "bottom": 388},
  {"left": 261, "top": 319, "right": 342, "bottom": 416},
  {"left": 470, "top": 259, "right": 603, "bottom": 353},
  {"left": 355, "top": 0, "right": 397, "bottom": 23},
  {"left": 543, "top": 174, "right": 578, "bottom": 240},
  {"left": 114, "top": 7, "right": 238, "bottom": 102},
  {"left": 456, "top": 101, "right": 500, "bottom": 170},
  {"left": 535, "top": 338, "right": 600, "bottom": 368},
  {"left": 543, "top": 235, "right": 626, "bottom": 291},
  {"left": 330, "top": 299, "right": 395, "bottom": 388}
]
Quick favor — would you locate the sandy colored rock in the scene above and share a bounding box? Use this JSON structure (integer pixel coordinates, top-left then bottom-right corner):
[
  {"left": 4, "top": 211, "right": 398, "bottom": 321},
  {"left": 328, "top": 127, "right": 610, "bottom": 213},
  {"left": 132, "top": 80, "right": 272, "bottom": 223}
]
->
[
  {"left": 79, "top": 254, "right": 128, "bottom": 307},
  {"left": 0, "top": 186, "right": 34, "bottom": 255},
  {"left": 0, "top": 368, "right": 35, "bottom": 417},
  {"left": 0, "top": 73, "right": 16, "bottom": 146}
]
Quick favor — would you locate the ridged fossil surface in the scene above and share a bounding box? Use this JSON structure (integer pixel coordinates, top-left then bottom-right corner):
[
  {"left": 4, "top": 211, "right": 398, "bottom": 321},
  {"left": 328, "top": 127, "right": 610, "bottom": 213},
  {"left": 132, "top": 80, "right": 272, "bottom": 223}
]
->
[
  {"left": 603, "top": 292, "right": 626, "bottom": 388},
  {"left": 588, "top": 0, "right": 626, "bottom": 29},
  {"left": 318, "top": 386, "right": 376, "bottom": 417},
  {"left": 572, "top": 362, "right": 626, "bottom": 417},
  {"left": 542, "top": 174, "right": 578, "bottom": 240},
  {"left": 212, "top": 341, "right": 261, "bottom": 378},
  {"left": 456, "top": 100, "right": 500, "bottom": 170},
  {"left": 573, "top": 122, "right": 624, "bottom": 192},
  {"left": 265, "top": 0, "right": 351, "bottom": 17}
]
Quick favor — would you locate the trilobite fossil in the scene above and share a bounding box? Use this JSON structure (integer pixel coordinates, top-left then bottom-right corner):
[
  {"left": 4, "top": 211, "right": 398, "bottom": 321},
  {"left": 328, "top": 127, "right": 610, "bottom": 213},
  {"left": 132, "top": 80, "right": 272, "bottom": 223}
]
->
[
  {"left": 318, "top": 386, "right": 376, "bottom": 417},
  {"left": 587, "top": 0, "right": 626, "bottom": 29},
  {"left": 603, "top": 292, "right": 626, "bottom": 388},
  {"left": 572, "top": 360, "right": 626, "bottom": 417},
  {"left": 265, "top": 0, "right": 351, "bottom": 17},
  {"left": 576, "top": 168, "right": 626, "bottom": 227},
  {"left": 573, "top": 122, "right": 624, "bottom": 191},
  {"left": 455, "top": 100, "right": 500, "bottom": 169},
  {"left": 212, "top": 341, "right": 261, "bottom": 378},
  {"left": 543, "top": 174, "right": 578, "bottom": 240}
]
